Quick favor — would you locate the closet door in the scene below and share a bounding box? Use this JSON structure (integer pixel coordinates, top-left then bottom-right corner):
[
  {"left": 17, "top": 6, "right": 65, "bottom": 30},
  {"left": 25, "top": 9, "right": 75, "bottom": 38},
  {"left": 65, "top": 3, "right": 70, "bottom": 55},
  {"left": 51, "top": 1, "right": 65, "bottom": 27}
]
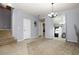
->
[{"left": 23, "top": 19, "right": 31, "bottom": 39}]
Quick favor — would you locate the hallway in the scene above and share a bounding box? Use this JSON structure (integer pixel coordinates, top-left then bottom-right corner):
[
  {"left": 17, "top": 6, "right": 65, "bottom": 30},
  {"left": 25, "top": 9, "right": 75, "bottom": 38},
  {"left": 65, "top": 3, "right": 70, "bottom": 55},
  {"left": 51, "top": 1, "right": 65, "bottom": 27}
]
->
[{"left": 0, "top": 38, "right": 79, "bottom": 55}]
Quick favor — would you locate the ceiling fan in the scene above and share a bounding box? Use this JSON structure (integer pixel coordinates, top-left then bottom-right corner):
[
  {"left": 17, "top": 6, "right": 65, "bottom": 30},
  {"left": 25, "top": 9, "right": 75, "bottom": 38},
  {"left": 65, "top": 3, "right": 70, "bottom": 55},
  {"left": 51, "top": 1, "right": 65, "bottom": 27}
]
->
[{"left": 48, "top": 3, "right": 57, "bottom": 18}]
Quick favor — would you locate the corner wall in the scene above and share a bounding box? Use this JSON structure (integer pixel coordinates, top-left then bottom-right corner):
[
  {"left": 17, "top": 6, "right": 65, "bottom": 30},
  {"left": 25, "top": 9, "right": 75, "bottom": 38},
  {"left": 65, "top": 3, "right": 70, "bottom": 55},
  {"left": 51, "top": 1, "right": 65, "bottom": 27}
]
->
[
  {"left": 45, "top": 16, "right": 54, "bottom": 38},
  {"left": 12, "top": 8, "right": 39, "bottom": 41},
  {"left": 65, "top": 9, "right": 79, "bottom": 42}
]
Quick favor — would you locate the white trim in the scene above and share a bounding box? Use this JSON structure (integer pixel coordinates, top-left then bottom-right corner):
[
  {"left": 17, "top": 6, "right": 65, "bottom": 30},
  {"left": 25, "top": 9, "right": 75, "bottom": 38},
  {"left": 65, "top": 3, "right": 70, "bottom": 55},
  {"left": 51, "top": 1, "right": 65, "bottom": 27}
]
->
[
  {"left": 17, "top": 39, "right": 24, "bottom": 42},
  {"left": 0, "top": 29, "right": 11, "bottom": 30},
  {"left": 67, "top": 39, "right": 78, "bottom": 43}
]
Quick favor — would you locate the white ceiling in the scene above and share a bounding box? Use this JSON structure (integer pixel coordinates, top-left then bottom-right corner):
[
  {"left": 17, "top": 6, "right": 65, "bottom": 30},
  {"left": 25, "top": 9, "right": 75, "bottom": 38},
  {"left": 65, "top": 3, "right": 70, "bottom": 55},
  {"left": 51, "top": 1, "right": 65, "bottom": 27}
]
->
[
  {"left": 12, "top": 3, "right": 79, "bottom": 18},
  {"left": 53, "top": 3, "right": 79, "bottom": 11}
]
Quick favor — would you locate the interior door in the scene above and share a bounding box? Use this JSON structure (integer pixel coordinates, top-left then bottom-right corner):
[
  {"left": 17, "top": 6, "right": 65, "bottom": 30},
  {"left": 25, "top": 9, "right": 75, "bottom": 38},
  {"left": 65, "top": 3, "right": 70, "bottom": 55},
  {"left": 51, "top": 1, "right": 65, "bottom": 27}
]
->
[{"left": 23, "top": 19, "right": 31, "bottom": 39}]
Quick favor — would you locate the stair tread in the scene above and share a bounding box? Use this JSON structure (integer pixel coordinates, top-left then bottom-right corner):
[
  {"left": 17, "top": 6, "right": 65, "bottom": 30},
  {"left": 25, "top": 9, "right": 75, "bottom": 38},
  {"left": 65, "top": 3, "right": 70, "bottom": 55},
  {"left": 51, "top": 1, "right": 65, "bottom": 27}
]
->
[{"left": 0, "top": 30, "right": 16, "bottom": 45}]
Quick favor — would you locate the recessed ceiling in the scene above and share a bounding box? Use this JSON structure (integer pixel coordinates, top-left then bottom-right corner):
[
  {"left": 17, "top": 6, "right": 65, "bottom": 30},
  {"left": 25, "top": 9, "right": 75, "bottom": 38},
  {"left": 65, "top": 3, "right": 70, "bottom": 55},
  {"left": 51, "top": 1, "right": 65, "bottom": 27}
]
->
[{"left": 12, "top": 3, "right": 79, "bottom": 18}]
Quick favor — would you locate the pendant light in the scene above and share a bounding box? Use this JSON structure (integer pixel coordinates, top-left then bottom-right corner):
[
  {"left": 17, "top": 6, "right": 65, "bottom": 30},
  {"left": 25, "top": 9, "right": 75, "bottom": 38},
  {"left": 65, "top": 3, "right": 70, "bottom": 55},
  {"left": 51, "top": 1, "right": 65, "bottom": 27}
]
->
[{"left": 48, "top": 3, "right": 57, "bottom": 18}]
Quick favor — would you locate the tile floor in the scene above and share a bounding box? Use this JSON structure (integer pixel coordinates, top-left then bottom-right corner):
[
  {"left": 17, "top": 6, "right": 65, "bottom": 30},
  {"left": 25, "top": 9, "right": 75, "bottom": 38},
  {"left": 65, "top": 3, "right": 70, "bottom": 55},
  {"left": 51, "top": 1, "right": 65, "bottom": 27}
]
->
[{"left": 0, "top": 38, "right": 79, "bottom": 55}]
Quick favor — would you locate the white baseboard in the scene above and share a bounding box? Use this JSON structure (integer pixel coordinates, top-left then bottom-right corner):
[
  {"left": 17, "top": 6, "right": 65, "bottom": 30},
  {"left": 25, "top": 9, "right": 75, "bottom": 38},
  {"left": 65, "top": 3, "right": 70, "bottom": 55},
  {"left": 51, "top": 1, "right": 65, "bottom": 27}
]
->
[
  {"left": 17, "top": 39, "right": 24, "bottom": 42},
  {"left": 17, "top": 36, "right": 39, "bottom": 42},
  {"left": 66, "top": 39, "right": 78, "bottom": 43},
  {"left": 0, "top": 29, "right": 11, "bottom": 30}
]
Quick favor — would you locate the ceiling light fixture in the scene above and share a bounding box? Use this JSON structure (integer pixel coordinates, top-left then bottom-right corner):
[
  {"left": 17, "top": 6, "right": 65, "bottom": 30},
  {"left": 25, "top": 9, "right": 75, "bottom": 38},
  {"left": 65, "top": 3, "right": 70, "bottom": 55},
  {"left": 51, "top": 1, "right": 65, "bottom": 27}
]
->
[{"left": 48, "top": 3, "right": 57, "bottom": 18}]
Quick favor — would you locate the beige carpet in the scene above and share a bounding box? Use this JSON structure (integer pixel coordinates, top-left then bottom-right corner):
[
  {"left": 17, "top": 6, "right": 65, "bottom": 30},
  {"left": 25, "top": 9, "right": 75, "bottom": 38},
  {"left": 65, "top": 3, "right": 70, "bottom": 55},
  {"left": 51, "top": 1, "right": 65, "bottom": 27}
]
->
[{"left": 27, "top": 38, "right": 79, "bottom": 55}]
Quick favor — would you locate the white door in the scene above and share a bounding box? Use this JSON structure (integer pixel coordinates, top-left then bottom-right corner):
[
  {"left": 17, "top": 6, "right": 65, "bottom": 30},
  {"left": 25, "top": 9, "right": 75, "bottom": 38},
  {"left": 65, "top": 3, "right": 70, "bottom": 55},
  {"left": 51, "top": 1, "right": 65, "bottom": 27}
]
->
[
  {"left": 23, "top": 19, "right": 31, "bottom": 39},
  {"left": 39, "top": 22, "right": 43, "bottom": 37}
]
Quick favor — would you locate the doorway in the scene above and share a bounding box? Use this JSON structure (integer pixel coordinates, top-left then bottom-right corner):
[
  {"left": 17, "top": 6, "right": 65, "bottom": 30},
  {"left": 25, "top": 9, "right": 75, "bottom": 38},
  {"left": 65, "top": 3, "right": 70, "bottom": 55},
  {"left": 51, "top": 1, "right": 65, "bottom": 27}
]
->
[
  {"left": 39, "top": 19, "right": 45, "bottom": 38},
  {"left": 43, "top": 23, "right": 45, "bottom": 37},
  {"left": 53, "top": 15, "right": 66, "bottom": 40}
]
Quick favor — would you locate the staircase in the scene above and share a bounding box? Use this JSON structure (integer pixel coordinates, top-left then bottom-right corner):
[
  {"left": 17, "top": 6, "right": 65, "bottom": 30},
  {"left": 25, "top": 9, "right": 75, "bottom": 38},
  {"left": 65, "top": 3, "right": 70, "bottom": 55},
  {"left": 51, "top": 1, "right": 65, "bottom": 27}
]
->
[{"left": 0, "top": 30, "right": 16, "bottom": 45}]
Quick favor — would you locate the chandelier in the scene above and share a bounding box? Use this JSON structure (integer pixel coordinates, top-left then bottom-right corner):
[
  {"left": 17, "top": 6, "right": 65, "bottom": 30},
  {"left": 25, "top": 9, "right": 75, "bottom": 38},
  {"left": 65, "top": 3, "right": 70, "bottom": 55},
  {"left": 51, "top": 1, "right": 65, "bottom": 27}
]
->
[{"left": 48, "top": 3, "right": 57, "bottom": 18}]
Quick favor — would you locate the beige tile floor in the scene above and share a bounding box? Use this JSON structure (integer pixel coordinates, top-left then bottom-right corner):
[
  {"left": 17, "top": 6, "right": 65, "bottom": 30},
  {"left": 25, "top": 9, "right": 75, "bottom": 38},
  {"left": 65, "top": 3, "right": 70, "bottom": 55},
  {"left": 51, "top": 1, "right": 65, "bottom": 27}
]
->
[{"left": 0, "top": 38, "right": 79, "bottom": 55}]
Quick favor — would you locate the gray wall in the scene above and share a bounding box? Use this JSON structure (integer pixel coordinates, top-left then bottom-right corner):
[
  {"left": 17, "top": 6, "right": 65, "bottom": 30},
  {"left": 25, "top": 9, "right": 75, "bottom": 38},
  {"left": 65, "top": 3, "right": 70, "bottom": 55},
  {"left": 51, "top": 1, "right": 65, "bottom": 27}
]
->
[
  {"left": 65, "top": 9, "right": 79, "bottom": 42},
  {"left": 45, "top": 16, "right": 54, "bottom": 38},
  {"left": 45, "top": 8, "right": 79, "bottom": 43},
  {"left": 0, "top": 8, "right": 11, "bottom": 29},
  {"left": 12, "top": 9, "right": 23, "bottom": 41},
  {"left": 31, "top": 16, "right": 39, "bottom": 38},
  {"left": 58, "top": 9, "right": 79, "bottom": 42},
  {"left": 12, "top": 8, "right": 39, "bottom": 41}
]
